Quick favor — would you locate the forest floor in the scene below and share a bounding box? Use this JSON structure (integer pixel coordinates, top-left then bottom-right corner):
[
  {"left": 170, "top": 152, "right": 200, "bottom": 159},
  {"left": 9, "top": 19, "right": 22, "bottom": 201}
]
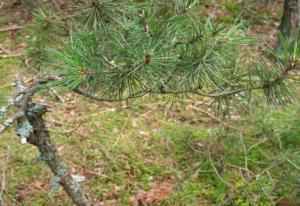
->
[{"left": 0, "top": 0, "right": 300, "bottom": 206}]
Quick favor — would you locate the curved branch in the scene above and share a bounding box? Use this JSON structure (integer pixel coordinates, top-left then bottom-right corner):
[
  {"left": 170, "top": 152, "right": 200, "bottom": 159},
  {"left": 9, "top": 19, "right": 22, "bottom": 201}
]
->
[{"left": 1, "top": 75, "right": 90, "bottom": 206}]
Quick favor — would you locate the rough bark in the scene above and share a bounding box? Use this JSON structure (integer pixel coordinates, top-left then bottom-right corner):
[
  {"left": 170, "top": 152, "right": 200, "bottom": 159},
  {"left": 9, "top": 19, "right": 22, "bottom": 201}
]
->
[
  {"left": 25, "top": 103, "right": 90, "bottom": 206},
  {"left": 1, "top": 75, "right": 91, "bottom": 206},
  {"left": 279, "top": 0, "right": 299, "bottom": 40}
]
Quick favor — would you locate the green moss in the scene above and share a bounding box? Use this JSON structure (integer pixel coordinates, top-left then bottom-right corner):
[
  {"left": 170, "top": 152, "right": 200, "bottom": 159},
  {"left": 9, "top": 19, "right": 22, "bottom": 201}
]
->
[
  {"left": 218, "top": 15, "right": 235, "bottom": 24},
  {"left": 159, "top": 123, "right": 213, "bottom": 160},
  {"left": 0, "top": 32, "right": 6, "bottom": 43},
  {"left": 165, "top": 182, "right": 203, "bottom": 206},
  {"left": 222, "top": 1, "right": 242, "bottom": 18}
]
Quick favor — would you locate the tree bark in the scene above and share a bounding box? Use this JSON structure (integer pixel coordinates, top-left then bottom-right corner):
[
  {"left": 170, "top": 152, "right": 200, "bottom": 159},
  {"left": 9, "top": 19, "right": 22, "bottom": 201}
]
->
[
  {"left": 26, "top": 103, "right": 90, "bottom": 206},
  {"left": 0, "top": 75, "right": 91, "bottom": 205},
  {"left": 279, "top": 0, "right": 299, "bottom": 40}
]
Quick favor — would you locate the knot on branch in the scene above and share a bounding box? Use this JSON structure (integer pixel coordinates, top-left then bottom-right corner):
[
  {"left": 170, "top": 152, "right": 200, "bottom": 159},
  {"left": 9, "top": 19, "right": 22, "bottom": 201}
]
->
[{"left": 26, "top": 103, "right": 48, "bottom": 118}]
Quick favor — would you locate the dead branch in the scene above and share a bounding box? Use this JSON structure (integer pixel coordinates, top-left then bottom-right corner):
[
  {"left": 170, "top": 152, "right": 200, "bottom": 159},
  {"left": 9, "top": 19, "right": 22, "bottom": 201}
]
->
[
  {"left": 50, "top": 88, "right": 65, "bottom": 103},
  {"left": 239, "top": 134, "right": 251, "bottom": 180},
  {"left": 0, "top": 146, "right": 12, "bottom": 206},
  {"left": 0, "top": 74, "right": 90, "bottom": 205}
]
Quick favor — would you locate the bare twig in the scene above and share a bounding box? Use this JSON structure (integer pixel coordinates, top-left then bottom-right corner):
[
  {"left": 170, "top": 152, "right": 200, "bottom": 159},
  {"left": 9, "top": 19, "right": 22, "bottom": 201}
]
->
[
  {"left": 208, "top": 152, "right": 237, "bottom": 192},
  {"left": 0, "top": 45, "right": 9, "bottom": 54},
  {"left": 112, "top": 115, "right": 130, "bottom": 148},
  {"left": 218, "top": 159, "right": 286, "bottom": 206},
  {"left": 50, "top": 88, "right": 65, "bottom": 103},
  {"left": 189, "top": 105, "right": 241, "bottom": 131},
  {"left": 0, "top": 146, "right": 12, "bottom": 205},
  {"left": 287, "top": 158, "right": 300, "bottom": 170},
  {"left": 0, "top": 25, "right": 23, "bottom": 32},
  {"left": 74, "top": 87, "right": 150, "bottom": 102},
  {"left": 45, "top": 126, "right": 82, "bottom": 135},
  {"left": 0, "top": 112, "right": 24, "bottom": 133},
  {"left": 239, "top": 134, "right": 251, "bottom": 180},
  {"left": 247, "top": 137, "right": 268, "bottom": 152},
  {"left": 0, "top": 53, "right": 22, "bottom": 59}
]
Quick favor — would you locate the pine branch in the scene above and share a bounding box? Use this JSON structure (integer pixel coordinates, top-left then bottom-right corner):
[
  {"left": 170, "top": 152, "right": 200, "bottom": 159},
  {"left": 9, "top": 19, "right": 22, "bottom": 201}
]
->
[
  {"left": 0, "top": 75, "right": 60, "bottom": 136},
  {"left": 0, "top": 75, "right": 90, "bottom": 205},
  {"left": 73, "top": 87, "right": 150, "bottom": 101}
]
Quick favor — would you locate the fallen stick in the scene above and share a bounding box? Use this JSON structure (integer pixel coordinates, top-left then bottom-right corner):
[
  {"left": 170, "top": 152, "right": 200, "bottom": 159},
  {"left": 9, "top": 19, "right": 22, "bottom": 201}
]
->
[
  {"left": 0, "top": 53, "right": 22, "bottom": 59},
  {"left": 50, "top": 88, "right": 65, "bottom": 103},
  {"left": 188, "top": 105, "right": 241, "bottom": 131},
  {"left": 0, "top": 25, "right": 23, "bottom": 32}
]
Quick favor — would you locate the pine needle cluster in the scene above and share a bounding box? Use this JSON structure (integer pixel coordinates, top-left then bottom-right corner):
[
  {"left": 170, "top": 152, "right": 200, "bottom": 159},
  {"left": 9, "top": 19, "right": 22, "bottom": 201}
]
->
[{"left": 29, "top": 0, "right": 299, "bottom": 107}]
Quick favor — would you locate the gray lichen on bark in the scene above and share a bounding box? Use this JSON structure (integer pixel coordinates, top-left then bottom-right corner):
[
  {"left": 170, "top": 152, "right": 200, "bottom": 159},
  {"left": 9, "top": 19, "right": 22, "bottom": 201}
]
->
[
  {"left": 1, "top": 75, "right": 90, "bottom": 206},
  {"left": 26, "top": 102, "right": 90, "bottom": 206},
  {"left": 16, "top": 118, "right": 33, "bottom": 138},
  {"left": 0, "top": 107, "right": 6, "bottom": 118},
  {"left": 50, "top": 175, "right": 61, "bottom": 192}
]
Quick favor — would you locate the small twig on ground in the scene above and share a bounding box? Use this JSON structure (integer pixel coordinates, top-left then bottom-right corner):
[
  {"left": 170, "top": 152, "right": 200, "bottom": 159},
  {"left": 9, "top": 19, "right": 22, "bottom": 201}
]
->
[
  {"left": 287, "top": 158, "right": 300, "bottom": 170},
  {"left": 226, "top": 163, "right": 254, "bottom": 176},
  {"left": 50, "top": 88, "right": 65, "bottom": 103},
  {"left": 0, "top": 146, "right": 12, "bottom": 205},
  {"left": 0, "top": 53, "right": 23, "bottom": 59},
  {"left": 112, "top": 115, "right": 131, "bottom": 149},
  {"left": 134, "top": 104, "right": 158, "bottom": 120},
  {"left": 0, "top": 45, "right": 9, "bottom": 54},
  {"left": 84, "top": 170, "right": 109, "bottom": 178},
  {"left": 247, "top": 137, "right": 268, "bottom": 152},
  {"left": 62, "top": 123, "right": 81, "bottom": 136},
  {"left": 239, "top": 134, "right": 251, "bottom": 180},
  {"left": 0, "top": 25, "right": 23, "bottom": 32},
  {"left": 189, "top": 105, "right": 241, "bottom": 131},
  {"left": 218, "top": 159, "right": 286, "bottom": 206},
  {"left": 4, "top": 192, "right": 19, "bottom": 205},
  {"left": 208, "top": 151, "right": 237, "bottom": 192}
]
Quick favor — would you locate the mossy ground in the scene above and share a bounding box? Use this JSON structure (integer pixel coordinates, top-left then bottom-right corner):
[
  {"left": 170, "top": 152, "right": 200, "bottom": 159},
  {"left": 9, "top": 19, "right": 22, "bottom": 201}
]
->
[{"left": 0, "top": 0, "right": 299, "bottom": 206}]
